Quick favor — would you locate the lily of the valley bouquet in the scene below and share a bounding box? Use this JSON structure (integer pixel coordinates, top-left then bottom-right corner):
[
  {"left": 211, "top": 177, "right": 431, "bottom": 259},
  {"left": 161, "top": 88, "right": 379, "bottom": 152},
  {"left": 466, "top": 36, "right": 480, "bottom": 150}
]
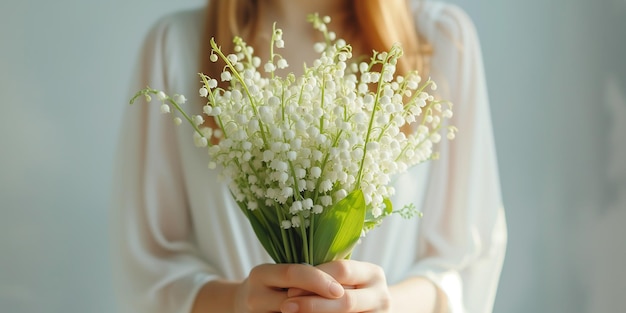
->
[{"left": 131, "top": 14, "right": 455, "bottom": 265}]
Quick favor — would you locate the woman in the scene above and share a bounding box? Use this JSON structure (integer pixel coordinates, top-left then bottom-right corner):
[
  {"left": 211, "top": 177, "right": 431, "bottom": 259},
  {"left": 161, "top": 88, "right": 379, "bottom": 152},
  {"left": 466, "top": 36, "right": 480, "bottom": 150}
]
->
[{"left": 112, "top": 0, "right": 507, "bottom": 312}]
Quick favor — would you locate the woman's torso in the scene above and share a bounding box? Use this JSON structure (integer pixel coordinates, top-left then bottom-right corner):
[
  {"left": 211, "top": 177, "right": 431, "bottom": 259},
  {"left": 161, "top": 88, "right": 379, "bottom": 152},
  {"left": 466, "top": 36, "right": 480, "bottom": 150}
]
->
[{"left": 160, "top": 5, "right": 440, "bottom": 285}]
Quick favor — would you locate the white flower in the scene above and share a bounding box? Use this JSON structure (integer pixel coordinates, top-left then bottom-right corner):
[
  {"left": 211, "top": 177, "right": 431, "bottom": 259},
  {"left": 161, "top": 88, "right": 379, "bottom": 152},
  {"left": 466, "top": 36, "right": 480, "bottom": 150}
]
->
[
  {"left": 277, "top": 59, "right": 288, "bottom": 69},
  {"left": 199, "top": 87, "right": 208, "bottom": 97},
  {"left": 290, "top": 201, "right": 303, "bottom": 214},
  {"left": 291, "top": 216, "right": 301, "bottom": 228},
  {"left": 359, "top": 62, "right": 369, "bottom": 73},
  {"left": 264, "top": 62, "right": 276, "bottom": 72},
  {"left": 193, "top": 132, "right": 208, "bottom": 147},
  {"left": 221, "top": 71, "right": 232, "bottom": 81},
  {"left": 157, "top": 91, "right": 167, "bottom": 101},
  {"left": 281, "top": 220, "right": 292, "bottom": 229},
  {"left": 247, "top": 201, "right": 258, "bottom": 210},
  {"left": 248, "top": 175, "right": 258, "bottom": 184},
  {"left": 366, "top": 142, "right": 380, "bottom": 151},
  {"left": 302, "top": 198, "right": 314, "bottom": 210},
  {"left": 372, "top": 206, "right": 382, "bottom": 218},
  {"left": 319, "top": 178, "right": 332, "bottom": 193},
  {"left": 287, "top": 151, "right": 297, "bottom": 161},
  {"left": 282, "top": 187, "right": 294, "bottom": 198},
  {"left": 334, "top": 189, "right": 347, "bottom": 202},
  {"left": 320, "top": 195, "right": 332, "bottom": 207},
  {"left": 208, "top": 79, "right": 218, "bottom": 89},
  {"left": 227, "top": 54, "right": 238, "bottom": 63},
  {"left": 313, "top": 42, "right": 326, "bottom": 53},
  {"left": 173, "top": 117, "right": 182, "bottom": 125},
  {"left": 174, "top": 94, "right": 187, "bottom": 104},
  {"left": 430, "top": 133, "right": 441, "bottom": 143},
  {"left": 310, "top": 166, "right": 322, "bottom": 178},
  {"left": 252, "top": 56, "right": 261, "bottom": 68},
  {"left": 270, "top": 159, "right": 288, "bottom": 172},
  {"left": 193, "top": 115, "right": 204, "bottom": 126},
  {"left": 312, "top": 205, "right": 323, "bottom": 214},
  {"left": 263, "top": 150, "right": 275, "bottom": 162},
  {"left": 160, "top": 103, "right": 170, "bottom": 114}
]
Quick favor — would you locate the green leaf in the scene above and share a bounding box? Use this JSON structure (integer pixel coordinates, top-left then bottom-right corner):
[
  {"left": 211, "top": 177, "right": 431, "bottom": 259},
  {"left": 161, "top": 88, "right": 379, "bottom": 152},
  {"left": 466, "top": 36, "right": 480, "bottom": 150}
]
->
[
  {"left": 383, "top": 198, "right": 393, "bottom": 215},
  {"left": 312, "top": 189, "right": 366, "bottom": 265},
  {"left": 234, "top": 199, "right": 286, "bottom": 263}
]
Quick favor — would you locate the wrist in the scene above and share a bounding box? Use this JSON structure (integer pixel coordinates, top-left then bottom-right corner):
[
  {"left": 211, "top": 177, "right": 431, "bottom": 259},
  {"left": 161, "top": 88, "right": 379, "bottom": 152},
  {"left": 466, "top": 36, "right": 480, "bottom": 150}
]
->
[
  {"left": 389, "top": 276, "right": 439, "bottom": 313},
  {"left": 192, "top": 279, "right": 241, "bottom": 313}
]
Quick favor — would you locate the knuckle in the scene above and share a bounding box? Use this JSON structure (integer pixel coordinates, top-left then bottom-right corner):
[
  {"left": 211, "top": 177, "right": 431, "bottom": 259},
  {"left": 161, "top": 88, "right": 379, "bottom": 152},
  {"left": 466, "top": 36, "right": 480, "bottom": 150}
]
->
[
  {"left": 379, "top": 291, "right": 392, "bottom": 311},
  {"left": 333, "top": 260, "right": 352, "bottom": 280},
  {"left": 343, "top": 292, "right": 358, "bottom": 311},
  {"left": 283, "top": 263, "right": 300, "bottom": 282},
  {"left": 373, "top": 265, "right": 386, "bottom": 280},
  {"left": 248, "top": 267, "right": 262, "bottom": 283},
  {"left": 296, "top": 300, "right": 315, "bottom": 313},
  {"left": 248, "top": 263, "right": 275, "bottom": 284},
  {"left": 244, "top": 297, "right": 256, "bottom": 312}
]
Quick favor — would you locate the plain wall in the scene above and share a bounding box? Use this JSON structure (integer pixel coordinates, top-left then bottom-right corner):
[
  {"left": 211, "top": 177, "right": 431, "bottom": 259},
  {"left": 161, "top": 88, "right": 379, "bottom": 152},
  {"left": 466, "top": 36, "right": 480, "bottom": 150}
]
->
[
  {"left": 1, "top": 0, "right": 624, "bottom": 312},
  {"left": 0, "top": 1, "right": 205, "bottom": 312}
]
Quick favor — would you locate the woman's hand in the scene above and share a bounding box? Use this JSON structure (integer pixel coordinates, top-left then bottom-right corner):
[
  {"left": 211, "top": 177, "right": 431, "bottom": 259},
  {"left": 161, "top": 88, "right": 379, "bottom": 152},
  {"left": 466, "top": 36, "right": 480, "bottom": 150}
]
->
[
  {"left": 282, "top": 260, "right": 392, "bottom": 313},
  {"left": 233, "top": 263, "right": 345, "bottom": 313}
]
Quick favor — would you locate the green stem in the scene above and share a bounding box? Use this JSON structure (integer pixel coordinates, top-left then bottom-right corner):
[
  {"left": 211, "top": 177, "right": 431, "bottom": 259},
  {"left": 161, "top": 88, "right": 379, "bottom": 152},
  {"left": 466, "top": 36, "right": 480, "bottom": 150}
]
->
[
  {"left": 308, "top": 214, "right": 315, "bottom": 265},
  {"left": 210, "top": 38, "right": 270, "bottom": 148},
  {"left": 132, "top": 88, "right": 208, "bottom": 143},
  {"left": 198, "top": 74, "right": 233, "bottom": 141},
  {"left": 355, "top": 57, "right": 390, "bottom": 190},
  {"left": 319, "top": 76, "right": 326, "bottom": 132},
  {"left": 299, "top": 215, "right": 310, "bottom": 264},
  {"left": 275, "top": 203, "right": 293, "bottom": 263}
]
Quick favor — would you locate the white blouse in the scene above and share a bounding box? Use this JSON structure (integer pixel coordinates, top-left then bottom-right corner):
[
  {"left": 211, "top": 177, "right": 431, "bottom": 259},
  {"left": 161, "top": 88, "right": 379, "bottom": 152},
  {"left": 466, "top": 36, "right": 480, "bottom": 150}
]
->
[{"left": 111, "top": 2, "right": 507, "bottom": 312}]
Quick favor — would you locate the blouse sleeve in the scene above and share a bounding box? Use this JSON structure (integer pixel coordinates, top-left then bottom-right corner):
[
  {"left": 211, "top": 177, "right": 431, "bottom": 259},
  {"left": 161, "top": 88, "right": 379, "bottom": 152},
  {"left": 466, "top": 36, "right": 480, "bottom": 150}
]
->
[
  {"left": 407, "top": 3, "right": 508, "bottom": 313},
  {"left": 110, "top": 13, "right": 219, "bottom": 313}
]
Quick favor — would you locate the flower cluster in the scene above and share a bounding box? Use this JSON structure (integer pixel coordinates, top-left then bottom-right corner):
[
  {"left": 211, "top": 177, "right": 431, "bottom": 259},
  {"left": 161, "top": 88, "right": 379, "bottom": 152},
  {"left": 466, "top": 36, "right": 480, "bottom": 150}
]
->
[{"left": 132, "top": 14, "right": 455, "bottom": 264}]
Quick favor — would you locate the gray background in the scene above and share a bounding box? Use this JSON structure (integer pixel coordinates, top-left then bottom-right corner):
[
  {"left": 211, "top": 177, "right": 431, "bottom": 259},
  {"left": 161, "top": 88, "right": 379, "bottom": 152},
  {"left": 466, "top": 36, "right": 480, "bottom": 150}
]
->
[{"left": 1, "top": 0, "right": 624, "bottom": 312}]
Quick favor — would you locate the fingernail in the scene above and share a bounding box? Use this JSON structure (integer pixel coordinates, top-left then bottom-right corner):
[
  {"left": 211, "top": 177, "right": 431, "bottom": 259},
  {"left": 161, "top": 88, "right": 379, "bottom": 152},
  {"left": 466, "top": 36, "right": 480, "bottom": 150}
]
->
[
  {"left": 282, "top": 302, "right": 299, "bottom": 313},
  {"left": 329, "top": 281, "right": 344, "bottom": 297}
]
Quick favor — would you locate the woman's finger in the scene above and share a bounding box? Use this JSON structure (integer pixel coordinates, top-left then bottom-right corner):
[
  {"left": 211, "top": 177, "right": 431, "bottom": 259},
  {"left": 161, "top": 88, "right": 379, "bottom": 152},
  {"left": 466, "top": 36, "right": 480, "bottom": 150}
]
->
[
  {"left": 316, "top": 259, "right": 387, "bottom": 287},
  {"left": 241, "top": 288, "right": 287, "bottom": 313},
  {"left": 249, "top": 263, "right": 345, "bottom": 298},
  {"left": 281, "top": 288, "right": 391, "bottom": 313},
  {"left": 286, "top": 287, "right": 313, "bottom": 298},
  {"left": 287, "top": 285, "right": 356, "bottom": 298}
]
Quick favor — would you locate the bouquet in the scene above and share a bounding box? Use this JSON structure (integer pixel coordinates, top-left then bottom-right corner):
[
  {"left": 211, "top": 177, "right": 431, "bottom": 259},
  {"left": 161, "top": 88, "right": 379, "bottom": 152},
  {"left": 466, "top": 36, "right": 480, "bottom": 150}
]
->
[{"left": 131, "top": 14, "right": 455, "bottom": 265}]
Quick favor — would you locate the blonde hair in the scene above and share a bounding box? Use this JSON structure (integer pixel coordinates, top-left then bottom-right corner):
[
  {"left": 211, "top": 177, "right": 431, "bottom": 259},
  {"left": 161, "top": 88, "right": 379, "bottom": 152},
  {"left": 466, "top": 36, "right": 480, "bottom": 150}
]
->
[{"left": 201, "top": 0, "right": 430, "bottom": 80}]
